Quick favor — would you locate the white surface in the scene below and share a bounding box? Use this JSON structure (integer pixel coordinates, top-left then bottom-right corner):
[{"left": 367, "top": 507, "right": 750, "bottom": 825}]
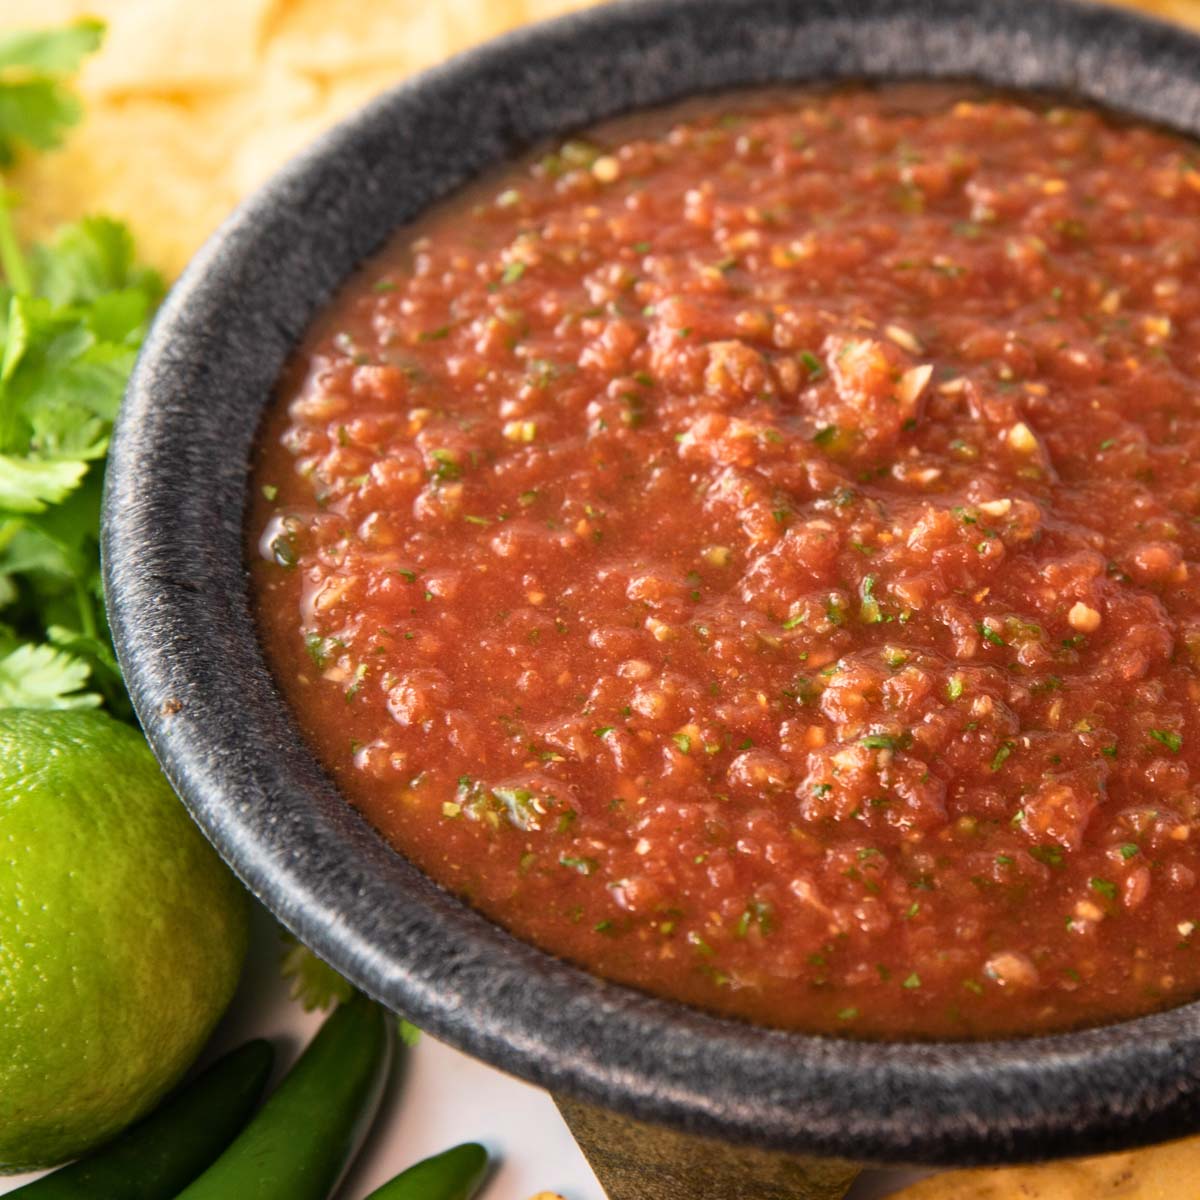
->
[{"left": 0, "top": 902, "right": 924, "bottom": 1199}]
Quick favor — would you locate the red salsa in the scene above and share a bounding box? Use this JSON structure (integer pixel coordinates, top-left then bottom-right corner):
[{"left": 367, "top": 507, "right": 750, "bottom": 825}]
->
[{"left": 252, "top": 86, "right": 1200, "bottom": 1038}]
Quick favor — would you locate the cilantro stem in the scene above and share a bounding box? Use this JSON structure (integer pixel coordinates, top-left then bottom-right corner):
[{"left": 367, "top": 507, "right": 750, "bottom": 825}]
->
[
  {"left": 0, "top": 186, "right": 30, "bottom": 295},
  {"left": 74, "top": 575, "right": 97, "bottom": 640}
]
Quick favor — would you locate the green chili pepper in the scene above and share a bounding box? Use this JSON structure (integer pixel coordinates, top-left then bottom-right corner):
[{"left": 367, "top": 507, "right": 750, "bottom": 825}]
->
[
  {"left": 13, "top": 1039, "right": 274, "bottom": 1199},
  {"left": 364, "top": 1143, "right": 490, "bottom": 1200},
  {"left": 176, "top": 993, "right": 392, "bottom": 1200}
]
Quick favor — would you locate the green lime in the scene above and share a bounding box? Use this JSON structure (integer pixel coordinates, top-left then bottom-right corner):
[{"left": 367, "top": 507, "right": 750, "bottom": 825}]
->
[{"left": 0, "top": 707, "right": 249, "bottom": 1173}]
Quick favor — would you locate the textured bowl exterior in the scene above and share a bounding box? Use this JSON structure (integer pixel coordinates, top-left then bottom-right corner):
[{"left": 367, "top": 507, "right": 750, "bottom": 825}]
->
[{"left": 104, "top": 0, "right": 1200, "bottom": 1167}]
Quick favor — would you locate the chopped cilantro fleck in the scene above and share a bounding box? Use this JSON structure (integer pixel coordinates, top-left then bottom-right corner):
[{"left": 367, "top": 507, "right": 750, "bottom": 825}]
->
[
  {"left": 429, "top": 448, "right": 461, "bottom": 482},
  {"left": 1150, "top": 728, "right": 1183, "bottom": 753},
  {"left": 977, "top": 622, "right": 1006, "bottom": 648},
  {"left": 735, "top": 899, "right": 774, "bottom": 938},
  {"left": 1030, "top": 844, "right": 1065, "bottom": 868},
  {"left": 799, "top": 350, "right": 825, "bottom": 379},
  {"left": 991, "top": 742, "right": 1014, "bottom": 771},
  {"left": 861, "top": 732, "right": 909, "bottom": 751}
]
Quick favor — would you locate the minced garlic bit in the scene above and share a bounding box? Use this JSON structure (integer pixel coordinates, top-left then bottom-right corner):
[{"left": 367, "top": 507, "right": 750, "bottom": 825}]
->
[
  {"left": 895, "top": 362, "right": 933, "bottom": 406},
  {"left": 1067, "top": 601, "right": 1101, "bottom": 633},
  {"left": 1142, "top": 314, "right": 1173, "bottom": 344},
  {"left": 984, "top": 951, "right": 1039, "bottom": 988},
  {"left": 1006, "top": 422, "right": 1038, "bottom": 454},
  {"left": 591, "top": 155, "right": 620, "bottom": 182},
  {"left": 884, "top": 323, "right": 923, "bottom": 354},
  {"left": 503, "top": 419, "right": 537, "bottom": 443},
  {"left": 703, "top": 544, "right": 732, "bottom": 567},
  {"left": 977, "top": 498, "right": 1012, "bottom": 518}
]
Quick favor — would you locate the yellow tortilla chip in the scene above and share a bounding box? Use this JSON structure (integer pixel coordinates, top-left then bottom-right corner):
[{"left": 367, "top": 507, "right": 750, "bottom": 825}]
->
[
  {"left": 892, "top": 1135, "right": 1200, "bottom": 1199},
  {"left": 442, "top": 0, "right": 536, "bottom": 46},
  {"left": 13, "top": 93, "right": 239, "bottom": 275},
  {"left": 520, "top": 0, "right": 604, "bottom": 22},
  {"left": 262, "top": 0, "right": 453, "bottom": 76},
  {"left": 1118, "top": 0, "right": 1200, "bottom": 21},
  {"left": 78, "top": 0, "right": 276, "bottom": 96}
]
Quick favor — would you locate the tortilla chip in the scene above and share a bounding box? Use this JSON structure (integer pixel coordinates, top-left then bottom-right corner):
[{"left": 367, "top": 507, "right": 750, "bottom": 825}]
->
[
  {"left": 892, "top": 1135, "right": 1200, "bottom": 1199},
  {"left": 12, "top": 92, "right": 239, "bottom": 275},
  {"left": 442, "top": 0, "right": 536, "bottom": 45},
  {"left": 79, "top": 0, "right": 276, "bottom": 95},
  {"left": 262, "top": 0, "right": 453, "bottom": 76}
]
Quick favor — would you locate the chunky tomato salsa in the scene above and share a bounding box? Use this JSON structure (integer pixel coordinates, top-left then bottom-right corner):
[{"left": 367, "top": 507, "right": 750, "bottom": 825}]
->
[{"left": 251, "top": 86, "right": 1200, "bottom": 1038}]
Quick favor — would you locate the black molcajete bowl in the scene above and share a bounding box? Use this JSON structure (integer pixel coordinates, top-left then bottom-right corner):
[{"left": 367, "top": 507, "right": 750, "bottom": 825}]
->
[{"left": 104, "top": 0, "right": 1200, "bottom": 1174}]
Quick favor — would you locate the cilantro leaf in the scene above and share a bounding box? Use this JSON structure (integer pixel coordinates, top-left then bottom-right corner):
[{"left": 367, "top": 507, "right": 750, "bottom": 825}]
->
[
  {"left": 0, "top": 19, "right": 103, "bottom": 165},
  {"left": 0, "top": 81, "right": 80, "bottom": 161},
  {"left": 32, "top": 216, "right": 162, "bottom": 308},
  {"left": 45, "top": 624, "right": 132, "bottom": 720},
  {"left": 279, "top": 932, "right": 356, "bottom": 1012},
  {"left": 0, "top": 641, "right": 100, "bottom": 708},
  {"left": 0, "top": 453, "right": 86, "bottom": 511},
  {"left": 0, "top": 19, "right": 104, "bottom": 74}
]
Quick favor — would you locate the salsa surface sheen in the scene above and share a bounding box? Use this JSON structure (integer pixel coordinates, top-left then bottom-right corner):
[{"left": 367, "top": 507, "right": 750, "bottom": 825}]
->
[{"left": 251, "top": 86, "right": 1200, "bottom": 1039}]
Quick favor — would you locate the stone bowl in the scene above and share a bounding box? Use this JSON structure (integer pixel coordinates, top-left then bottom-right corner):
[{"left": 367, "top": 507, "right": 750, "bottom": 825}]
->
[{"left": 103, "top": 0, "right": 1200, "bottom": 1172}]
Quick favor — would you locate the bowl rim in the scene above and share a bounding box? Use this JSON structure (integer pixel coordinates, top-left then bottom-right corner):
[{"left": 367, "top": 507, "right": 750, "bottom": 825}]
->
[{"left": 104, "top": 0, "right": 1200, "bottom": 1166}]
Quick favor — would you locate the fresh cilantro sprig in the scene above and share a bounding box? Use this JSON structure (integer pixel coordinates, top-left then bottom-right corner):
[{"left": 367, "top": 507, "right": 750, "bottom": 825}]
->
[
  {"left": 0, "top": 208, "right": 163, "bottom": 716},
  {"left": 0, "top": 21, "right": 162, "bottom": 717}
]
